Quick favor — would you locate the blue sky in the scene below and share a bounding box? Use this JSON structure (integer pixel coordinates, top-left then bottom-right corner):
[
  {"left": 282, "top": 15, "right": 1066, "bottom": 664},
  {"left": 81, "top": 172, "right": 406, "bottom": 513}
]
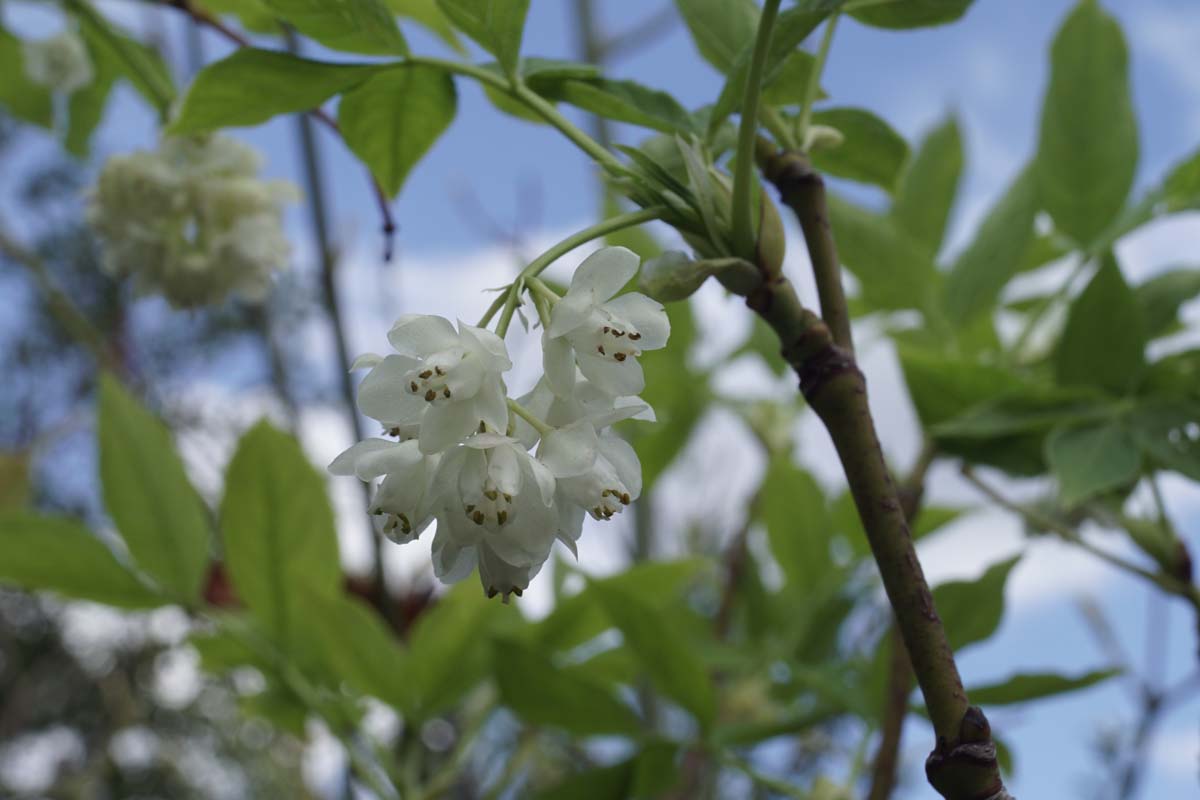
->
[{"left": 5, "top": 1, "right": 1200, "bottom": 798}]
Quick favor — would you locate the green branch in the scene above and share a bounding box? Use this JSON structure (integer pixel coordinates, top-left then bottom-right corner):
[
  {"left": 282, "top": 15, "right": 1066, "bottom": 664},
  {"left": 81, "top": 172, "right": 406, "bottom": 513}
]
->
[
  {"left": 731, "top": 0, "right": 782, "bottom": 258},
  {"left": 796, "top": 14, "right": 839, "bottom": 146}
]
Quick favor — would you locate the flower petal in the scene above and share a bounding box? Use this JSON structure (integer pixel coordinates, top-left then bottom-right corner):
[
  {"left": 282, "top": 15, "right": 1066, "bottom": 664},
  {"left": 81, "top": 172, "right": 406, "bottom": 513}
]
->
[
  {"left": 387, "top": 314, "right": 459, "bottom": 358},
  {"left": 570, "top": 246, "right": 639, "bottom": 302},
  {"left": 542, "top": 331, "right": 577, "bottom": 398},
  {"left": 488, "top": 443, "right": 522, "bottom": 496},
  {"left": 547, "top": 288, "right": 595, "bottom": 338},
  {"left": 357, "top": 355, "right": 424, "bottom": 423},
  {"left": 349, "top": 352, "right": 383, "bottom": 371},
  {"left": 419, "top": 400, "right": 479, "bottom": 454},
  {"left": 458, "top": 321, "right": 512, "bottom": 371},
  {"left": 475, "top": 376, "right": 509, "bottom": 434},
  {"left": 576, "top": 352, "right": 645, "bottom": 396},
  {"left": 603, "top": 292, "right": 670, "bottom": 350},
  {"left": 538, "top": 421, "right": 598, "bottom": 478},
  {"left": 328, "top": 438, "right": 394, "bottom": 477},
  {"left": 431, "top": 523, "right": 477, "bottom": 583},
  {"left": 599, "top": 433, "right": 642, "bottom": 500}
]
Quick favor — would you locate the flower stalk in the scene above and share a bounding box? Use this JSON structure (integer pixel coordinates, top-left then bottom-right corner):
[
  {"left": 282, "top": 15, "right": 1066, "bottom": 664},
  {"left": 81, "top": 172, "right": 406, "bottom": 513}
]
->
[{"left": 731, "top": 0, "right": 782, "bottom": 259}]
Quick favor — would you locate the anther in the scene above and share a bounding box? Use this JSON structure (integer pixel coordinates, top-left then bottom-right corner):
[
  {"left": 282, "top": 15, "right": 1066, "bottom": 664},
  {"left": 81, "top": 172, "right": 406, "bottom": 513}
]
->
[
  {"left": 419, "top": 369, "right": 433, "bottom": 379},
  {"left": 484, "top": 489, "right": 499, "bottom": 501},
  {"left": 409, "top": 381, "right": 419, "bottom": 392},
  {"left": 614, "top": 352, "right": 627, "bottom": 362},
  {"left": 435, "top": 366, "right": 446, "bottom": 376},
  {"left": 472, "top": 510, "right": 485, "bottom": 524},
  {"left": 620, "top": 492, "right": 631, "bottom": 504},
  {"left": 425, "top": 389, "right": 437, "bottom": 401},
  {"left": 598, "top": 345, "right": 606, "bottom": 355},
  {"left": 629, "top": 332, "right": 641, "bottom": 341},
  {"left": 442, "top": 387, "right": 451, "bottom": 398},
  {"left": 497, "top": 510, "right": 508, "bottom": 525}
]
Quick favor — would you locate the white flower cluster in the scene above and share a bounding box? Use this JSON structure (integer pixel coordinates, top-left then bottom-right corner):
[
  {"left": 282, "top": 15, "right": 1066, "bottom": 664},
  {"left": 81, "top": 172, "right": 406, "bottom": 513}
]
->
[
  {"left": 23, "top": 31, "right": 93, "bottom": 94},
  {"left": 330, "top": 247, "right": 669, "bottom": 600},
  {"left": 87, "top": 135, "right": 298, "bottom": 309}
]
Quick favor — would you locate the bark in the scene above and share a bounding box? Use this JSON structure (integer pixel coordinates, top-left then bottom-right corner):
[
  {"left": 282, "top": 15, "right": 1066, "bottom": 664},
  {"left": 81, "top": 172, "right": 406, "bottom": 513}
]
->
[{"left": 755, "top": 148, "right": 1013, "bottom": 800}]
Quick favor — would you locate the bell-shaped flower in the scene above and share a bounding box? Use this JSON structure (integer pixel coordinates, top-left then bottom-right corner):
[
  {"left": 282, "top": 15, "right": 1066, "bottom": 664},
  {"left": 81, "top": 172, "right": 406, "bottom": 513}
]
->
[
  {"left": 513, "top": 376, "right": 653, "bottom": 450},
  {"left": 23, "top": 31, "right": 93, "bottom": 94},
  {"left": 544, "top": 247, "right": 670, "bottom": 397},
  {"left": 328, "top": 439, "right": 438, "bottom": 543},
  {"left": 429, "top": 433, "right": 558, "bottom": 598},
  {"left": 356, "top": 315, "right": 511, "bottom": 454},
  {"left": 539, "top": 422, "right": 643, "bottom": 530}
]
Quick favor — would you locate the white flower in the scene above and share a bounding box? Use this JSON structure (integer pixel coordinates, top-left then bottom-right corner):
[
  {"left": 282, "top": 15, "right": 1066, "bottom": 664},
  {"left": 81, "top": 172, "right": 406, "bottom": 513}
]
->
[
  {"left": 328, "top": 439, "right": 438, "bottom": 543},
  {"left": 23, "top": 31, "right": 93, "bottom": 94},
  {"left": 544, "top": 246, "right": 670, "bottom": 398},
  {"left": 356, "top": 316, "right": 511, "bottom": 454},
  {"left": 428, "top": 433, "right": 558, "bottom": 599},
  {"left": 86, "top": 135, "right": 296, "bottom": 308},
  {"left": 540, "top": 422, "right": 642, "bottom": 528}
]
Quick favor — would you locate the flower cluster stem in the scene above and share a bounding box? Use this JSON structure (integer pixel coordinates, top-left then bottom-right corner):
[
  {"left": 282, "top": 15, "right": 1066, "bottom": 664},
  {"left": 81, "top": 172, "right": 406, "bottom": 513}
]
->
[
  {"left": 731, "top": 0, "right": 782, "bottom": 259},
  {"left": 506, "top": 398, "right": 552, "bottom": 436}
]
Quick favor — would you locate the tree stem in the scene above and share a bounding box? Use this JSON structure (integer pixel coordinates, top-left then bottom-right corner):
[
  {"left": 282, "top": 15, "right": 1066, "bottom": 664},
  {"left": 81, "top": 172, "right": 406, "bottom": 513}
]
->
[{"left": 757, "top": 149, "right": 1010, "bottom": 800}]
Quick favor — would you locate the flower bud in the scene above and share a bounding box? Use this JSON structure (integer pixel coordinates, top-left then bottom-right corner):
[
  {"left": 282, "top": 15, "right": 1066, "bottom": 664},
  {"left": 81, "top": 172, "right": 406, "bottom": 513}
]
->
[
  {"left": 755, "top": 189, "right": 786, "bottom": 279},
  {"left": 803, "top": 123, "right": 845, "bottom": 153},
  {"left": 23, "top": 31, "right": 93, "bottom": 94},
  {"left": 639, "top": 251, "right": 760, "bottom": 302}
]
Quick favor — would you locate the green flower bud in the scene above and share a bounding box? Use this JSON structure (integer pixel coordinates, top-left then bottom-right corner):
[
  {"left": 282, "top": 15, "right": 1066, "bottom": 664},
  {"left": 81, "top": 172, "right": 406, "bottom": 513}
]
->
[
  {"left": 638, "top": 251, "right": 760, "bottom": 302},
  {"left": 755, "top": 189, "right": 786, "bottom": 279}
]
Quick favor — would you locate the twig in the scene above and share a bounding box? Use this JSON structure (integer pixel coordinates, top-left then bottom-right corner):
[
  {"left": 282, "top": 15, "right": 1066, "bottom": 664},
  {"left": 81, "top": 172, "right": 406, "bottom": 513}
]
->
[
  {"left": 277, "top": 29, "right": 395, "bottom": 627},
  {"left": 758, "top": 149, "right": 1011, "bottom": 800},
  {"left": 0, "top": 223, "right": 125, "bottom": 377},
  {"left": 161, "top": 0, "right": 397, "bottom": 259}
]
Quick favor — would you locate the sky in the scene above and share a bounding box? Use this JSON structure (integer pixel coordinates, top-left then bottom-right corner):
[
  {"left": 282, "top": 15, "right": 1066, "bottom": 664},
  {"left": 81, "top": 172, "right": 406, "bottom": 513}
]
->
[{"left": 4, "top": 0, "right": 1200, "bottom": 798}]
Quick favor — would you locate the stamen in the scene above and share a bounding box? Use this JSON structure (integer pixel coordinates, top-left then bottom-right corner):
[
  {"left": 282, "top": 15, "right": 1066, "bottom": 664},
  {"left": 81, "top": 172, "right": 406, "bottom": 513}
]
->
[
  {"left": 419, "top": 369, "right": 433, "bottom": 379},
  {"left": 424, "top": 389, "right": 437, "bottom": 401},
  {"left": 614, "top": 352, "right": 627, "bottom": 362}
]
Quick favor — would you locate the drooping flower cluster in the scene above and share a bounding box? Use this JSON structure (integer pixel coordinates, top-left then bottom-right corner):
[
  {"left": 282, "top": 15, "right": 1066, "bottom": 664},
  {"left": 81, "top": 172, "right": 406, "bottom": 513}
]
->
[
  {"left": 23, "top": 31, "right": 93, "bottom": 94},
  {"left": 86, "top": 135, "right": 298, "bottom": 309},
  {"left": 330, "top": 247, "right": 669, "bottom": 600}
]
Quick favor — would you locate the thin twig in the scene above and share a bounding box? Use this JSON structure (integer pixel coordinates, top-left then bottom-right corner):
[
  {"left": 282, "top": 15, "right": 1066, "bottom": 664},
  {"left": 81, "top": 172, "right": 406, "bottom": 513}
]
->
[{"left": 161, "top": 0, "right": 397, "bottom": 259}]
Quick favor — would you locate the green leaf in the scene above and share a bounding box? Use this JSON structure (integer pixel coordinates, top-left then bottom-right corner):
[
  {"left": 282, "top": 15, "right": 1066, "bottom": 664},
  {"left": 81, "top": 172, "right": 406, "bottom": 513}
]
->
[
  {"left": 942, "top": 166, "right": 1039, "bottom": 326},
  {"left": 591, "top": 579, "right": 715, "bottom": 728},
  {"left": 219, "top": 422, "right": 342, "bottom": 655},
  {"left": 263, "top": 0, "right": 408, "bottom": 54},
  {"left": 934, "top": 555, "right": 1019, "bottom": 651},
  {"left": 65, "top": 32, "right": 119, "bottom": 157},
  {"left": 299, "top": 589, "right": 412, "bottom": 711},
  {"left": 673, "top": 0, "right": 760, "bottom": 74},
  {"left": 1035, "top": 0, "right": 1137, "bottom": 246},
  {"left": 826, "top": 194, "right": 936, "bottom": 311},
  {"left": 899, "top": 345, "right": 1033, "bottom": 429},
  {"left": 531, "top": 761, "right": 635, "bottom": 800},
  {"left": 98, "top": 376, "right": 210, "bottom": 603},
  {"left": 169, "top": 49, "right": 375, "bottom": 134},
  {"left": 1129, "top": 399, "right": 1200, "bottom": 481},
  {"left": 709, "top": 2, "right": 838, "bottom": 131},
  {"left": 74, "top": 4, "right": 175, "bottom": 117},
  {"left": 339, "top": 65, "right": 456, "bottom": 197},
  {"left": 0, "top": 27, "right": 53, "bottom": 127},
  {"left": 758, "top": 455, "right": 833, "bottom": 587},
  {"left": 810, "top": 107, "right": 909, "bottom": 192},
  {"left": 0, "top": 513, "right": 164, "bottom": 608},
  {"left": 849, "top": 0, "right": 975, "bottom": 29},
  {"left": 1045, "top": 422, "right": 1141, "bottom": 507},
  {"left": 532, "top": 559, "right": 708, "bottom": 654},
  {"left": 1161, "top": 147, "right": 1200, "bottom": 214},
  {"left": 404, "top": 582, "right": 513, "bottom": 717},
  {"left": 966, "top": 668, "right": 1120, "bottom": 706},
  {"left": 493, "top": 637, "right": 641, "bottom": 736},
  {"left": 386, "top": 0, "right": 464, "bottom": 51},
  {"left": 1135, "top": 268, "right": 1200, "bottom": 339},
  {"left": 891, "top": 115, "right": 963, "bottom": 256},
  {"left": 543, "top": 78, "right": 695, "bottom": 135},
  {"left": 435, "top": 0, "right": 530, "bottom": 75},
  {"left": 760, "top": 50, "right": 819, "bottom": 106},
  {"left": 1055, "top": 254, "right": 1146, "bottom": 394}
]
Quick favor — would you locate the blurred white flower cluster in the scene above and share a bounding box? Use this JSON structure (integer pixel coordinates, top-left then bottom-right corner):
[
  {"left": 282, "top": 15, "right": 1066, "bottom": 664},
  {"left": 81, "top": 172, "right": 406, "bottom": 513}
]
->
[
  {"left": 23, "top": 30, "right": 93, "bottom": 94},
  {"left": 86, "top": 135, "right": 298, "bottom": 308},
  {"left": 331, "top": 247, "right": 669, "bottom": 600}
]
